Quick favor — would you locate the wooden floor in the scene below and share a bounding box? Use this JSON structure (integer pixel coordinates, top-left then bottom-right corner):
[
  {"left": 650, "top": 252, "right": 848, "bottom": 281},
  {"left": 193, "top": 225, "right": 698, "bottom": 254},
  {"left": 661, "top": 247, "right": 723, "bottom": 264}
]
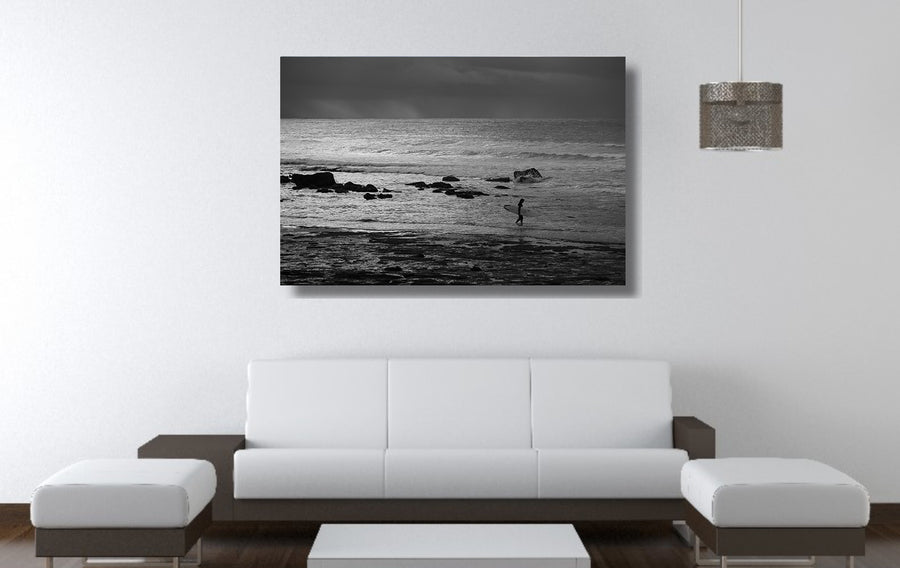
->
[{"left": 2, "top": 521, "right": 899, "bottom": 568}]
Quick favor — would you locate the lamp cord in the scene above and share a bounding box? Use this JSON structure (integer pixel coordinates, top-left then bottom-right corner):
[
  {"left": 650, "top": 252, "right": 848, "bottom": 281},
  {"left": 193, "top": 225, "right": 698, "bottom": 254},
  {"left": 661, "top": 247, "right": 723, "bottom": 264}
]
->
[{"left": 738, "top": 0, "right": 743, "bottom": 81}]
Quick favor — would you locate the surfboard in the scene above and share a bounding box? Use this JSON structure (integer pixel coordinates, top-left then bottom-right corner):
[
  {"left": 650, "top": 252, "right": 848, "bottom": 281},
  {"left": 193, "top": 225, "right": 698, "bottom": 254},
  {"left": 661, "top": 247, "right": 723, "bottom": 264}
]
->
[{"left": 504, "top": 204, "right": 530, "bottom": 216}]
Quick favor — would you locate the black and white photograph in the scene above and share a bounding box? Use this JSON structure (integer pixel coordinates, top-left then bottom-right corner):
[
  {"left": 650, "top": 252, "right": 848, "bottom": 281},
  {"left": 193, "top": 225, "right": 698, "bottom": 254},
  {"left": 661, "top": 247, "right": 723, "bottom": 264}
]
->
[{"left": 280, "top": 57, "right": 626, "bottom": 285}]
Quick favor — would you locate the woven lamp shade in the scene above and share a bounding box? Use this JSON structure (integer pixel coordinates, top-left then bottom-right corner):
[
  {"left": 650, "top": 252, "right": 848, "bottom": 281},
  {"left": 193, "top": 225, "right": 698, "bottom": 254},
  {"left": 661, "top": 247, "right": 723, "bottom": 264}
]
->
[{"left": 700, "top": 81, "right": 782, "bottom": 150}]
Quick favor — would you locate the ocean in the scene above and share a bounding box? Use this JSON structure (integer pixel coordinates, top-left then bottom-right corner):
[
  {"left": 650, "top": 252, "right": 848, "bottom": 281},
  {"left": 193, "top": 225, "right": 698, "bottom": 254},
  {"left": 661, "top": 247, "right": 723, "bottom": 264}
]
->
[{"left": 280, "top": 118, "right": 626, "bottom": 245}]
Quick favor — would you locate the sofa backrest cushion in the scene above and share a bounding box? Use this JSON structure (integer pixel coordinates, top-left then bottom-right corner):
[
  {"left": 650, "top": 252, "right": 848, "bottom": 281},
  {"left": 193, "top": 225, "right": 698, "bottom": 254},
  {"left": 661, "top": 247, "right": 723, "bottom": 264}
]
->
[
  {"left": 245, "top": 359, "right": 388, "bottom": 449},
  {"left": 388, "top": 358, "right": 532, "bottom": 449},
  {"left": 531, "top": 359, "right": 673, "bottom": 449}
]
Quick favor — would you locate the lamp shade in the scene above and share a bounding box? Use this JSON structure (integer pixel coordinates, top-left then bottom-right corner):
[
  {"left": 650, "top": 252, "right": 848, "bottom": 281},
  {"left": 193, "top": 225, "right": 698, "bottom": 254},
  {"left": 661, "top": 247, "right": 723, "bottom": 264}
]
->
[{"left": 700, "top": 81, "right": 782, "bottom": 150}]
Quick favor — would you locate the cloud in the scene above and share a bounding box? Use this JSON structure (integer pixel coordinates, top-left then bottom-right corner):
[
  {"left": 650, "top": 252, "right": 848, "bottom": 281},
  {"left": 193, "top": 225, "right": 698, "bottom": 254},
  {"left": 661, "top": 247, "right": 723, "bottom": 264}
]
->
[{"left": 281, "top": 57, "right": 624, "bottom": 119}]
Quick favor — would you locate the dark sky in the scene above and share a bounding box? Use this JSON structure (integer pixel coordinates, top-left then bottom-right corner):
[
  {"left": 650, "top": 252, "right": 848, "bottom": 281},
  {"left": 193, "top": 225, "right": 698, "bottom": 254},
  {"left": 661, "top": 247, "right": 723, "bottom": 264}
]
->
[{"left": 281, "top": 57, "right": 625, "bottom": 120}]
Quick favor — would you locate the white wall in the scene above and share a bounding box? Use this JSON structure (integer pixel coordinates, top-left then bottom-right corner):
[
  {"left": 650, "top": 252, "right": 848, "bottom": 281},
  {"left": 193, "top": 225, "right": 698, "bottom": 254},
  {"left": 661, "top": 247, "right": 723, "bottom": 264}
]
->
[{"left": 2, "top": 0, "right": 899, "bottom": 503}]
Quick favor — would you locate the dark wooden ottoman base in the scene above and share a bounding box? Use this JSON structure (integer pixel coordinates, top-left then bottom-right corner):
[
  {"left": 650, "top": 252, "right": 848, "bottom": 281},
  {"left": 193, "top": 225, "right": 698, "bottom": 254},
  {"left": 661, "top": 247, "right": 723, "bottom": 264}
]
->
[
  {"left": 686, "top": 503, "right": 865, "bottom": 568},
  {"left": 35, "top": 503, "right": 211, "bottom": 568}
]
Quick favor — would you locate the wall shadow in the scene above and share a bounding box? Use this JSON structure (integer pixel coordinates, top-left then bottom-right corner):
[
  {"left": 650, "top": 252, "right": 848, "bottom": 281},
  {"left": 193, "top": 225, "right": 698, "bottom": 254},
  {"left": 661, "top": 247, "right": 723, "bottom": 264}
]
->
[{"left": 287, "top": 65, "right": 641, "bottom": 299}]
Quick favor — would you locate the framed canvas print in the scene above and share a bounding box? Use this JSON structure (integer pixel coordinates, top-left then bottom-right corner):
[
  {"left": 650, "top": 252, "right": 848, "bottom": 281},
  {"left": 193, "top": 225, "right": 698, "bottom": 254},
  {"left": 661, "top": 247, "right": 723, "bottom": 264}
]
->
[{"left": 280, "top": 57, "right": 625, "bottom": 286}]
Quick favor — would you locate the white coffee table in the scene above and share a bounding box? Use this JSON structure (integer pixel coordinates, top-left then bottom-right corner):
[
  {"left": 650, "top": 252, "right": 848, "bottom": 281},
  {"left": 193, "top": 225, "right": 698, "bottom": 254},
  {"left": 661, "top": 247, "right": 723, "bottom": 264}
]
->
[{"left": 308, "top": 524, "right": 590, "bottom": 568}]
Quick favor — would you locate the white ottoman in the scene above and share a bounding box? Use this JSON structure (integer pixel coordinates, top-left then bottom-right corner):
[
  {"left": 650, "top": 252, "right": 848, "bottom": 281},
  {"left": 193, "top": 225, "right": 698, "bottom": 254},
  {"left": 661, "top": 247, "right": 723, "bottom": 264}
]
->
[
  {"left": 681, "top": 459, "right": 869, "bottom": 568},
  {"left": 32, "top": 459, "right": 216, "bottom": 568}
]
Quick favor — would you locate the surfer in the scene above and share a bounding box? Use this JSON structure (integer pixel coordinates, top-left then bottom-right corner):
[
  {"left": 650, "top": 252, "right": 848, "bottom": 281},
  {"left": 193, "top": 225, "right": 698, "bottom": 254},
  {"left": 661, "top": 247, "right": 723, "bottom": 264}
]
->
[{"left": 515, "top": 199, "right": 525, "bottom": 225}]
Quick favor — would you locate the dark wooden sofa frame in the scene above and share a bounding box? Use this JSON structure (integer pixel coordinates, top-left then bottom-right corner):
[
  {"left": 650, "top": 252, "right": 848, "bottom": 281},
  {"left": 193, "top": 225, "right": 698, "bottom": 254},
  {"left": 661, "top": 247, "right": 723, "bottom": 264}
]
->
[{"left": 141, "top": 416, "right": 716, "bottom": 523}]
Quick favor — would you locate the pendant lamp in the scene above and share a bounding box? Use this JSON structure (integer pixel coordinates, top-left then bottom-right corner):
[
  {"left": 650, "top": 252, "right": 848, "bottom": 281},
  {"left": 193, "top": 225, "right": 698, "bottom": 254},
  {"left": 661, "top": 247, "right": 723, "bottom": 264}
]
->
[{"left": 700, "top": 0, "right": 782, "bottom": 150}]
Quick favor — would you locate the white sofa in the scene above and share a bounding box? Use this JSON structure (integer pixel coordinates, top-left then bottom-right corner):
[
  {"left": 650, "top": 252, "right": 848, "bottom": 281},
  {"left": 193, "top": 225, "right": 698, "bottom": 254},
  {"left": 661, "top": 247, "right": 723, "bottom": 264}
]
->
[{"left": 230, "top": 358, "right": 715, "bottom": 521}]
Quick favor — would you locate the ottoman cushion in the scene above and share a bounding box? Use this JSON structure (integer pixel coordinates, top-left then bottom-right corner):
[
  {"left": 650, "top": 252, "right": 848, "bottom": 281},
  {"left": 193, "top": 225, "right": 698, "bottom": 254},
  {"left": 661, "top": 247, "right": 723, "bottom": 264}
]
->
[
  {"left": 31, "top": 459, "right": 216, "bottom": 529},
  {"left": 682, "top": 458, "right": 869, "bottom": 528}
]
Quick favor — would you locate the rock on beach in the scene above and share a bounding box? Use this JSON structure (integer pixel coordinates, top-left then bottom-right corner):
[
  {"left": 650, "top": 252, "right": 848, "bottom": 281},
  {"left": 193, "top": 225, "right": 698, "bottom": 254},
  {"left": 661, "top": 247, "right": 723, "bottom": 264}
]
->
[
  {"left": 292, "top": 172, "right": 336, "bottom": 188},
  {"left": 513, "top": 168, "right": 542, "bottom": 183}
]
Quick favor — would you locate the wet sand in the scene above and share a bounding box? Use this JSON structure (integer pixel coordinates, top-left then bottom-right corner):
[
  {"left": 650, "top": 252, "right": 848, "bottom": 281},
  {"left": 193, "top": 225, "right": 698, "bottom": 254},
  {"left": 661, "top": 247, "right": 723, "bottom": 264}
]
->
[{"left": 281, "top": 226, "right": 625, "bottom": 286}]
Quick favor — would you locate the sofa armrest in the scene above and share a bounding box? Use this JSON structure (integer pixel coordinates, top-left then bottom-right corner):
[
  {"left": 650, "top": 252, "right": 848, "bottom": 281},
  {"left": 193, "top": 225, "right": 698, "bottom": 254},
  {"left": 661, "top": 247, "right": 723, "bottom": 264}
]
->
[
  {"left": 672, "top": 416, "right": 715, "bottom": 459},
  {"left": 138, "top": 434, "right": 245, "bottom": 520}
]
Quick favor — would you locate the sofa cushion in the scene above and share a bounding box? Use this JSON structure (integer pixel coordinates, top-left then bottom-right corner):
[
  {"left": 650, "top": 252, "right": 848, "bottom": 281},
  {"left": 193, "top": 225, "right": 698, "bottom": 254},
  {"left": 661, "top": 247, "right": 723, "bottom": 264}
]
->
[
  {"left": 245, "top": 359, "right": 387, "bottom": 449},
  {"left": 234, "top": 449, "right": 384, "bottom": 499},
  {"left": 31, "top": 459, "right": 215, "bottom": 528},
  {"left": 531, "top": 359, "right": 673, "bottom": 449},
  {"left": 388, "top": 358, "right": 532, "bottom": 449},
  {"left": 682, "top": 458, "right": 870, "bottom": 527},
  {"left": 538, "top": 449, "right": 688, "bottom": 498},
  {"left": 385, "top": 449, "right": 538, "bottom": 498}
]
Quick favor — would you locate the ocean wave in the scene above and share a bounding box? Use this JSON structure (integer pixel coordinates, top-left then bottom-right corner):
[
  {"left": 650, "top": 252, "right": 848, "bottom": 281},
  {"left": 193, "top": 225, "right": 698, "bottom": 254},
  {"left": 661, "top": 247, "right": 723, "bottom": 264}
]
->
[
  {"left": 517, "top": 151, "right": 622, "bottom": 161},
  {"left": 281, "top": 161, "right": 434, "bottom": 176},
  {"left": 280, "top": 157, "right": 626, "bottom": 184},
  {"left": 283, "top": 147, "right": 623, "bottom": 167},
  {"left": 347, "top": 147, "right": 395, "bottom": 154}
]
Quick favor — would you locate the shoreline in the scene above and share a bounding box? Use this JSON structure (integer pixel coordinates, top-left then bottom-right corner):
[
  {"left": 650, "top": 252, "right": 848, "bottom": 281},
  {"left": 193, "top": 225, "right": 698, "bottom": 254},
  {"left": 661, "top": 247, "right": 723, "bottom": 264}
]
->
[
  {"left": 282, "top": 223, "right": 625, "bottom": 247},
  {"left": 282, "top": 225, "right": 625, "bottom": 286}
]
